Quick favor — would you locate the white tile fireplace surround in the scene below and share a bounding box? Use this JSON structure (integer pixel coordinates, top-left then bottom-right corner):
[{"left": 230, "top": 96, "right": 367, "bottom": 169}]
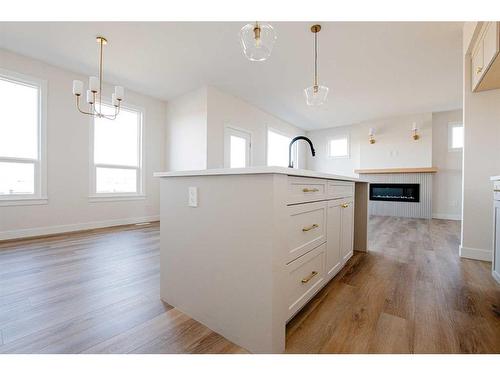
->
[{"left": 355, "top": 168, "right": 436, "bottom": 219}]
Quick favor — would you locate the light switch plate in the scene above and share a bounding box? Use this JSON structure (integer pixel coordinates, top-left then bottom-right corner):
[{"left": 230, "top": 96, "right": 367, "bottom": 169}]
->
[{"left": 188, "top": 187, "right": 198, "bottom": 207}]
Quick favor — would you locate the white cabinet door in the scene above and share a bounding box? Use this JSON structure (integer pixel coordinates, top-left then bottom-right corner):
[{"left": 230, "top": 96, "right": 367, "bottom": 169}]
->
[
  {"left": 341, "top": 200, "right": 354, "bottom": 263},
  {"left": 326, "top": 201, "right": 342, "bottom": 279},
  {"left": 471, "top": 37, "right": 484, "bottom": 90},
  {"left": 483, "top": 22, "right": 499, "bottom": 74}
]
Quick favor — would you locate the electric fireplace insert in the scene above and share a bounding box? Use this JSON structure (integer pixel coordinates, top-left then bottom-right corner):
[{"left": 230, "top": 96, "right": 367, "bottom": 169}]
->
[{"left": 369, "top": 183, "right": 420, "bottom": 202}]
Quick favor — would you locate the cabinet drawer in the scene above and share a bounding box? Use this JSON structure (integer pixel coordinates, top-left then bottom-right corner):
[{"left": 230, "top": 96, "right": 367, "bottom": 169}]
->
[
  {"left": 287, "top": 201, "right": 327, "bottom": 263},
  {"left": 287, "top": 177, "right": 327, "bottom": 204},
  {"left": 285, "top": 243, "right": 326, "bottom": 320},
  {"left": 328, "top": 182, "right": 354, "bottom": 199}
]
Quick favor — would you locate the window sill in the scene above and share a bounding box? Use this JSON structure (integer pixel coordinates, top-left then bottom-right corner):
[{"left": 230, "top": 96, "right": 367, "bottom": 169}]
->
[
  {"left": 0, "top": 197, "right": 48, "bottom": 207},
  {"left": 88, "top": 194, "right": 146, "bottom": 203}
]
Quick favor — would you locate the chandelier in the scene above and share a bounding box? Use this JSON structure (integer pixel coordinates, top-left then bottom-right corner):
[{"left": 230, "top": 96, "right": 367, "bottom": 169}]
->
[
  {"left": 304, "top": 25, "right": 329, "bottom": 106},
  {"left": 239, "top": 21, "right": 277, "bottom": 62},
  {"left": 72, "top": 36, "right": 124, "bottom": 119}
]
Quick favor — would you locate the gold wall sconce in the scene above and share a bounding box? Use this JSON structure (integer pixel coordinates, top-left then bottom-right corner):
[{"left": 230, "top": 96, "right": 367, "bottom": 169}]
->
[
  {"left": 412, "top": 122, "right": 420, "bottom": 140},
  {"left": 369, "top": 128, "right": 376, "bottom": 144}
]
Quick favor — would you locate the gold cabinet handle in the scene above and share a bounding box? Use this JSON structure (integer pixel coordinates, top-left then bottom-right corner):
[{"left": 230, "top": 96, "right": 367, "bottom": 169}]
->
[
  {"left": 476, "top": 66, "right": 483, "bottom": 74},
  {"left": 302, "top": 224, "right": 319, "bottom": 232},
  {"left": 301, "top": 271, "right": 318, "bottom": 284},
  {"left": 302, "top": 188, "right": 319, "bottom": 193},
  {"left": 341, "top": 203, "right": 349, "bottom": 208}
]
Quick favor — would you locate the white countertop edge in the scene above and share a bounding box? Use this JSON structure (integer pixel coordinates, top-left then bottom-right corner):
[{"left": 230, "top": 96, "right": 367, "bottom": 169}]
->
[
  {"left": 154, "top": 167, "right": 365, "bottom": 183},
  {"left": 490, "top": 175, "right": 500, "bottom": 181}
]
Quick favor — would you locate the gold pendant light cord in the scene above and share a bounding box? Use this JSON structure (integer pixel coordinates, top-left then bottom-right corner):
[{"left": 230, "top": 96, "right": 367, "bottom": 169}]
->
[{"left": 314, "top": 31, "right": 318, "bottom": 87}]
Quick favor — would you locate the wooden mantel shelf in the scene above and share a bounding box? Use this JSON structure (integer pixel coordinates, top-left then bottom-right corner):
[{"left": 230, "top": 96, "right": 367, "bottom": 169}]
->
[{"left": 354, "top": 167, "right": 438, "bottom": 174}]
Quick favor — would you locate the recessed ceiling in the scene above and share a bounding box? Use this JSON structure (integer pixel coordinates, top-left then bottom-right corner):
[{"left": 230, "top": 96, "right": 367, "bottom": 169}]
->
[{"left": 0, "top": 22, "right": 463, "bottom": 130}]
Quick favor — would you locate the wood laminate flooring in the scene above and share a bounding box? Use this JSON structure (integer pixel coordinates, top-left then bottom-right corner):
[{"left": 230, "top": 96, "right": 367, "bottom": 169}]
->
[{"left": 0, "top": 217, "right": 498, "bottom": 353}]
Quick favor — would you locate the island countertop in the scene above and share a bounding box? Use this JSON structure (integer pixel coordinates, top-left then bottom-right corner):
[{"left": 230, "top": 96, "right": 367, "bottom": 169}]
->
[{"left": 154, "top": 166, "right": 365, "bottom": 183}]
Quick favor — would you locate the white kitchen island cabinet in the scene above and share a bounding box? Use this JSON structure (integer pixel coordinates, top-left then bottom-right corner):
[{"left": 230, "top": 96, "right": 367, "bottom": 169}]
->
[{"left": 154, "top": 167, "right": 368, "bottom": 353}]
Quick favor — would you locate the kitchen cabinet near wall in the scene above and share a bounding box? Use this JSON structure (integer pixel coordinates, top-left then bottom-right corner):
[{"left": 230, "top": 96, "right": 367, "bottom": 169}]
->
[
  {"left": 326, "top": 198, "right": 354, "bottom": 279},
  {"left": 471, "top": 22, "right": 500, "bottom": 92},
  {"left": 155, "top": 167, "right": 369, "bottom": 353}
]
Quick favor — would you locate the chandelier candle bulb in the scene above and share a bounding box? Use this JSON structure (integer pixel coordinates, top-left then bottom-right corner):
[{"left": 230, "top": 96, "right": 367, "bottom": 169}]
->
[
  {"left": 89, "top": 76, "right": 99, "bottom": 93},
  {"left": 112, "top": 93, "right": 119, "bottom": 107},
  {"left": 86, "top": 90, "right": 94, "bottom": 104},
  {"left": 72, "top": 80, "right": 83, "bottom": 96},
  {"left": 412, "top": 122, "right": 418, "bottom": 131},
  {"left": 114, "top": 86, "right": 124, "bottom": 100}
]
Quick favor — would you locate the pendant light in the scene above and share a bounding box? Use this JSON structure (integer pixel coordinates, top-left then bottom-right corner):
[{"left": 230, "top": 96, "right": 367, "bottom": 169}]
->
[
  {"left": 239, "top": 21, "right": 277, "bottom": 61},
  {"left": 304, "top": 24, "right": 329, "bottom": 106}
]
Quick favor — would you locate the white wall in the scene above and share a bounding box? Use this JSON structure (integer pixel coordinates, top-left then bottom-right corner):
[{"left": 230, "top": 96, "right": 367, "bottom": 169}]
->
[
  {"left": 432, "top": 109, "right": 463, "bottom": 220},
  {"left": 206, "top": 86, "right": 306, "bottom": 169},
  {"left": 306, "top": 124, "right": 360, "bottom": 177},
  {"left": 460, "top": 22, "right": 500, "bottom": 261},
  {"left": 307, "top": 112, "right": 433, "bottom": 174},
  {"left": 165, "top": 87, "right": 207, "bottom": 171},
  {"left": 358, "top": 113, "right": 433, "bottom": 169},
  {"left": 0, "top": 48, "right": 166, "bottom": 240}
]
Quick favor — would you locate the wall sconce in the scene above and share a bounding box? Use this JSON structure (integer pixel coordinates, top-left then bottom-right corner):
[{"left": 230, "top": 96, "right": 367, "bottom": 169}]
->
[
  {"left": 412, "top": 122, "right": 420, "bottom": 140},
  {"left": 369, "top": 128, "right": 376, "bottom": 144}
]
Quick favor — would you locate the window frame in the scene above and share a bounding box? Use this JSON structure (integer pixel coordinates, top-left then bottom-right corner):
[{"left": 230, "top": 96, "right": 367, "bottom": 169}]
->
[
  {"left": 448, "top": 121, "right": 464, "bottom": 152},
  {"left": 224, "top": 125, "right": 252, "bottom": 168},
  {"left": 88, "top": 102, "right": 145, "bottom": 202},
  {"left": 266, "top": 126, "right": 299, "bottom": 169},
  {"left": 0, "top": 68, "right": 47, "bottom": 206},
  {"left": 327, "top": 134, "right": 350, "bottom": 159}
]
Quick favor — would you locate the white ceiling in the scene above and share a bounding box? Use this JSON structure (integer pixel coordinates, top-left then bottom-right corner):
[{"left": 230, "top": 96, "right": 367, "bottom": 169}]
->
[{"left": 0, "top": 22, "right": 463, "bottom": 130}]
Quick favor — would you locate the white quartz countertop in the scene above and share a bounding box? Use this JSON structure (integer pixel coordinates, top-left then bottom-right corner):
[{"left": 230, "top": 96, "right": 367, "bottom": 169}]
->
[
  {"left": 491, "top": 175, "right": 500, "bottom": 181},
  {"left": 154, "top": 166, "right": 365, "bottom": 182}
]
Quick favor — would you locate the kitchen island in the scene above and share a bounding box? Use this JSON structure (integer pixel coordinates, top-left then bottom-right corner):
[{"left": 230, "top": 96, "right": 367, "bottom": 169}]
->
[{"left": 154, "top": 167, "right": 369, "bottom": 353}]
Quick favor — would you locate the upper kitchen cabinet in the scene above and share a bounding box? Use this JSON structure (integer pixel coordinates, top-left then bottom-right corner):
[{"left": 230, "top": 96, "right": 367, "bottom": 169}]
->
[{"left": 472, "top": 22, "right": 500, "bottom": 92}]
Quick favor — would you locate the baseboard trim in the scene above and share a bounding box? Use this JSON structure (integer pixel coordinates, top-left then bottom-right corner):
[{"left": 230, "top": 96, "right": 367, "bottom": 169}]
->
[
  {"left": 493, "top": 270, "right": 500, "bottom": 284},
  {"left": 432, "top": 213, "right": 462, "bottom": 221},
  {"left": 459, "top": 245, "right": 492, "bottom": 262},
  {"left": 0, "top": 215, "right": 160, "bottom": 241}
]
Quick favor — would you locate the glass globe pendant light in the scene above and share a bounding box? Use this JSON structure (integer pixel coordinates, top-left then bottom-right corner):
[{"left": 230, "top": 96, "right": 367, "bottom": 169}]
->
[
  {"left": 239, "top": 21, "right": 277, "bottom": 61},
  {"left": 304, "top": 24, "right": 329, "bottom": 106}
]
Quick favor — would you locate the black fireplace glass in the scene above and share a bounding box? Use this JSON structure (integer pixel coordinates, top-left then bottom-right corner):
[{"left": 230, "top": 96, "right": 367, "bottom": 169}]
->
[{"left": 369, "top": 183, "right": 420, "bottom": 202}]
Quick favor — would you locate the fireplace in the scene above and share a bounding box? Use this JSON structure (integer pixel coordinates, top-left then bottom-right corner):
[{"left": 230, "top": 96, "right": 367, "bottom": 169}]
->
[{"left": 369, "top": 183, "right": 420, "bottom": 202}]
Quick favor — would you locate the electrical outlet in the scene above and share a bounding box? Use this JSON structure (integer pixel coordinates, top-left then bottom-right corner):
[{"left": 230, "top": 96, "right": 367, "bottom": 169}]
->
[{"left": 188, "top": 187, "right": 198, "bottom": 207}]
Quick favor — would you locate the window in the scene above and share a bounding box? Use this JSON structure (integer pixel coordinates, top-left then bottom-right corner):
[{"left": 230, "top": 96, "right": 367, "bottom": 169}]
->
[
  {"left": 90, "top": 104, "right": 143, "bottom": 199},
  {"left": 327, "top": 135, "right": 350, "bottom": 158},
  {"left": 448, "top": 122, "right": 464, "bottom": 151},
  {"left": 224, "top": 127, "right": 251, "bottom": 168},
  {"left": 0, "top": 69, "right": 46, "bottom": 205},
  {"left": 267, "top": 128, "right": 298, "bottom": 168}
]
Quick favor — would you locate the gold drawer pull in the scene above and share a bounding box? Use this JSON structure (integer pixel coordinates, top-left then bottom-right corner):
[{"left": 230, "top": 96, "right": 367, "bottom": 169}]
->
[
  {"left": 341, "top": 203, "right": 349, "bottom": 208},
  {"left": 476, "top": 66, "right": 483, "bottom": 74},
  {"left": 302, "top": 188, "right": 319, "bottom": 193},
  {"left": 301, "top": 271, "right": 318, "bottom": 284},
  {"left": 302, "top": 224, "right": 319, "bottom": 232}
]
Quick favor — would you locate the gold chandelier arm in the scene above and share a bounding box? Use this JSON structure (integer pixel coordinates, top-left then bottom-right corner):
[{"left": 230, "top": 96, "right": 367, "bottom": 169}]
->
[
  {"left": 100, "top": 104, "right": 121, "bottom": 120},
  {"left": 75, "top": 95, "right": 95, "bottom": 116}
]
